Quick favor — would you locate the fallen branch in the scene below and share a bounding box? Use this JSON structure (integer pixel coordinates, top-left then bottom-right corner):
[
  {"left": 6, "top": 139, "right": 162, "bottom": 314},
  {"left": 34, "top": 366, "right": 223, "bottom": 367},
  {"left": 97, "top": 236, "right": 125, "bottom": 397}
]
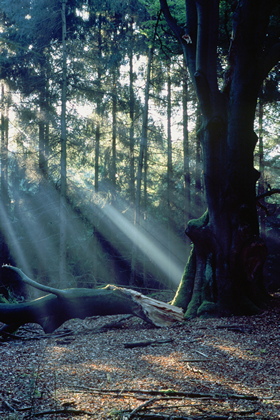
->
[
  {"left": 124, "top": 338, "right": 173, "bottom": 348},
  {"left": 0, "top": 265, "right": 183, "bottom": 334},
  {"left": 215, "top": 325, "right": 253, "bottom": 333},
  {"left": 29, "top": 408, "right": 94, "bottom": 418},
  {"left": 66, "top": 386, "right": 258, "bottom": 401},
  {"left": 124, "top": 414, "right": 230, "bottom": 419},
  {"left": 128, "top": 397, "right": 158, "bottom": 418}
]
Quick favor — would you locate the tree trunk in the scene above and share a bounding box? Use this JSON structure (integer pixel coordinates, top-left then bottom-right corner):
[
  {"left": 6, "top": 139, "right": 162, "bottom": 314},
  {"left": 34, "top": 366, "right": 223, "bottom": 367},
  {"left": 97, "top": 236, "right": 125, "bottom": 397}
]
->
[
  {"left": 166, "top": 60, "right": 173, "bottom": 216},
  {"left": 257, "top": 93, "right": 266, "bottom": 234},
  {"left": 0, "top": 83, "right": 12, "bottom": 281},
  {"left": 128, "top": 18, "right": 135, "bottom": 205},
  {"left": 0, "top": 83, "right": 9, "bottom": 217},
  {"left": 38, "top": 74, "right": 49, "bottom": 182},
  {"left": 182, "top": 67, "right": 191, "bottom": 223},
  {"left": 93, "top": 15, "right": 104, "bottom": 194},
  {"left": 0, "top": 266, "right": 183, "bottom": 334},
  {"left": 161, "top": 0, "right": 277, "bottom": 317},
  {"left": 194, "top": 109, "right": 204, "bottom": 212},
  {"left": 111, "top": 64, "right": 118, "bottom": 192},
  {"left": 135, "top": 45, "right": 153, "bottom": 225},
  {"left": 131, "top": 45, "right": 153, "bottom": 287},
  {"left": 59, "top": 0, "right": 68, "bottom": 288}
]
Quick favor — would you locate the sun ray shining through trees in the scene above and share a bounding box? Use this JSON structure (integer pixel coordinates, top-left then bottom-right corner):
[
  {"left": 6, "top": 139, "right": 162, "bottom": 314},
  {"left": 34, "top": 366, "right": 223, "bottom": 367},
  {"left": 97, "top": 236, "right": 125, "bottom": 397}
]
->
[{"left": 0, "top": 0, "right": 278, "bottom": 314}]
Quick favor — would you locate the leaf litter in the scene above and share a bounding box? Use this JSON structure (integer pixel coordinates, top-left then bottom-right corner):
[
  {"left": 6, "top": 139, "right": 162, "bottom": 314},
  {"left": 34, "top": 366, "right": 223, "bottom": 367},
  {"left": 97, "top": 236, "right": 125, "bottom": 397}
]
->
[{"left": 0, "top": 299, "right": 279, "bottom": 419}]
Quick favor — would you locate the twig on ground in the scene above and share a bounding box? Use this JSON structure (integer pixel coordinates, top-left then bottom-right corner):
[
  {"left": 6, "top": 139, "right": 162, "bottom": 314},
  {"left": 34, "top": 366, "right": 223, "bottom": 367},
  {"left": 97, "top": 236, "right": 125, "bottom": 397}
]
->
[
  {"left": 123, "top": 413, "right": 230, "bottom": 419},
  {"left": 2, "top": 400, "right": 17, "bottom": 412},
  {"left": 124, "top": 338, "right": 173, "bottom": 348},
  {"left": 215, "top": 325, "right": 253, "bottom": 333},
  {"left": 26, "top": 408, "right": 94, "bottom": 417},
  {"left": 127, "top": 397, "right": 158, "bottom": 418},
  {"left": 66, "top": 386, "right": 258, "bottom": 401}
]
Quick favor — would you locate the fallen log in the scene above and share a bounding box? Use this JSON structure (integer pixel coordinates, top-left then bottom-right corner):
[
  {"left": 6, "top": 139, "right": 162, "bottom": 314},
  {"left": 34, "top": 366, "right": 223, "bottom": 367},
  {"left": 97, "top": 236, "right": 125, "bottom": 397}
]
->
[{"left": 0, "top": 265, "right": 183, "bottom": 334}]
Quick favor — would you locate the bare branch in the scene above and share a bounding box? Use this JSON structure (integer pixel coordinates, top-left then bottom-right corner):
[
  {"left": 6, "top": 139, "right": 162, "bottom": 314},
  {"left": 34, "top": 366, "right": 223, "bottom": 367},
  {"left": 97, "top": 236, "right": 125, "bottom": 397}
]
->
[
  {"left": 159, "top": 0, "right": 183, "bottom": 41},
  {"left": 257, "top": 188, "right": 280, "bottom": 200},
  {"left": 260, "top": 43, "right": 280, "bottom": 82},
  {"left": 2, "top": 265, "right": 67, "bottom": 297}
]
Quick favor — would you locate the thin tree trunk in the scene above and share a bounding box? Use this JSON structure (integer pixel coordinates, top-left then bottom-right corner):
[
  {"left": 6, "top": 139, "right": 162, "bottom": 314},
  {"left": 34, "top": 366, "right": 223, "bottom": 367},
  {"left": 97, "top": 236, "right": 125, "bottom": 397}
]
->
[
  {"left": 182, "top": 68, "right": 191, "bottom": 222},
  {"left": 132, "top": 46, "right": 153, "bottom": 287},
  {"left": 257, "top": 94, "right": 265, "bottom": 234},
  {"left": 135, "top": 46, "right": 153, "bottom": 224},
  {"left": 111, "top": 68, "right": 117, "bottom": 191},
  {"left": 166, "top": 61, "right": 173, "bottom": 283},
  {"left": 38, "top": 97, "right": 49, "bottom": 180},
  {"left": 0, "top": 82, "right": 11, "bottom": 273},
  {"left": 1, "top": 83, "right": 9, "bottom": 209},
  {"left": 166, "top": 60, "right": 173, "bottom": 217},
  {"left": 59, "top": 0, "right": 68, "bottom": 288},
  {"left": 94, "top": 15, "right": 102, "bottom": 193},
  {"left": 128, "top": 20, "right": 135, "bottom": 205},
  {"left": 128, "top": 28, "right": 136, "bottom": 285}
]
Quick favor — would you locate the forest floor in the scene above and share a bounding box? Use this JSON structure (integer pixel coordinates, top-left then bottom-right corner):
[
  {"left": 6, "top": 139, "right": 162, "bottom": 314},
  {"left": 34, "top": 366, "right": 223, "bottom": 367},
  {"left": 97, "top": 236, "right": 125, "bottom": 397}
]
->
[{"left": 0, "top": 296, "right": 279, "bottom": 420}]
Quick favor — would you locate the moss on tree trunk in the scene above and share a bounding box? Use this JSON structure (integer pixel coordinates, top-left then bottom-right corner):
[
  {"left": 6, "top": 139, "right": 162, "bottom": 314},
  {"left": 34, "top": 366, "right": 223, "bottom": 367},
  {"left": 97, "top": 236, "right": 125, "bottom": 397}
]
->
[{"left": 171, "top": 210, "right": 268, "bottom": 319}]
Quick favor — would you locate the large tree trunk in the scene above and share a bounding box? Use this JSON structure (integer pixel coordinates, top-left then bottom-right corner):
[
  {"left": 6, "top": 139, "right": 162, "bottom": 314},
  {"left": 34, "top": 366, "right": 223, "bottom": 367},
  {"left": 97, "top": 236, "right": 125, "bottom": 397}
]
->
[
  {"left": 0, "top": 266, "right": 183, "bottom": 334},
  {"left": 160, "top": 0, "right": 278, "bottom": 317}
]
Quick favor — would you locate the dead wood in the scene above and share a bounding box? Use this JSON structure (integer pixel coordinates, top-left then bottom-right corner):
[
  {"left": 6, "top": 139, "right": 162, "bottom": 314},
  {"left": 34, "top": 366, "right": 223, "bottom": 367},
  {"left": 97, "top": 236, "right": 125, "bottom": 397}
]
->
[
  {"left": 215, "top": 325, "right": 253, "bottom": 333},
  {"left": 67, "top": 386, "right": 258, "bottom": 401},
  {"left": 0, "top": 265, "right": 183, "bottom": 334},
  {"left": 124, "top": 338, "right": 173, "bottom": 348},
  {"left": 128, "top": 397, "right": 158, "bottom": 418},
  {"left": 125, "top": 414, "right": 229, "bottom": 419},
  {"left": 29, "top": 408, "right": 95, "bottom": 417}
]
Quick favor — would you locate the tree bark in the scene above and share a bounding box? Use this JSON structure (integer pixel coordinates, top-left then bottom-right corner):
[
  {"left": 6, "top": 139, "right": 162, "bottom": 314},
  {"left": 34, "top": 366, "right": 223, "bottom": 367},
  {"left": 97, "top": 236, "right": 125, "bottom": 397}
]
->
[
  {"left": 161, "top": 0, "right": 279, "bottom": 317},
  {"left": 0, "top": 266, "right": 183, "bottom": 334},
  {"left": 135, "top": 45, "right": 153, "bottom": 225},
  {"left": 59, "top": 0, "right": 68, "bottom": 288},
  {"left": 182, "top": 67, "right": 191, "bottom": 222},
  {"left": 111, "top": 53, "right": 118, "bottom": 191},
  {"left": 128, "top": 16, "right": 135, "bottom": 205}
]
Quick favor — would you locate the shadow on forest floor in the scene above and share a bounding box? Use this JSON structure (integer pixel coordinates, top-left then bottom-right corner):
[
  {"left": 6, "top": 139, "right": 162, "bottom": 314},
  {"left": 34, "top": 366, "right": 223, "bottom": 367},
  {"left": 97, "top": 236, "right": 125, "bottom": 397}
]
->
[{"left": 0, "top": 297, "right": 279, "bottom": 419}]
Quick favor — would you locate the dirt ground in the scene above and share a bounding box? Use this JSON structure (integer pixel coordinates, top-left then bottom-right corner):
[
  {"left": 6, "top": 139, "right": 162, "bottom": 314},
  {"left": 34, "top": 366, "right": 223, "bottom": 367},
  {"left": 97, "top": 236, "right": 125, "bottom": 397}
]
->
[{"left": 0, "top": 297, "right": 279, "bottom": 419}]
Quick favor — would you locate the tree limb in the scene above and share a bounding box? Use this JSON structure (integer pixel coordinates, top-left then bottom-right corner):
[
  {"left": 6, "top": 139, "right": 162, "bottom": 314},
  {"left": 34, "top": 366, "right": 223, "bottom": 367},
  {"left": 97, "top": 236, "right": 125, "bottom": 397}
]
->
[
  {"left": 256, "top": 188, "right": 280, "bottom": 200},
  {"left": 159, "top": 0, "right": 184, "bottom": 42},
  {"left": 0, "top": 266, "right": 183, "bottom": 334},
  {"left": 260, "top": 42, "right": 280, "bottom": 83},
  {"left": 67, "top": 386, "right": 258, "bottom": 401},
  {"left": 2, "top": 265, "right": 67, "bottom": 297}
]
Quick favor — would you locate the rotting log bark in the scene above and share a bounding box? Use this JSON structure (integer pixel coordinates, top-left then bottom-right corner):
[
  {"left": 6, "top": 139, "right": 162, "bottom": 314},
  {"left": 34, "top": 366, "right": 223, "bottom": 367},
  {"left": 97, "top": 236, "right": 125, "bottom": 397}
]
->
[{"left": 0, "top": 266, "right": 183, "bottom": 334}]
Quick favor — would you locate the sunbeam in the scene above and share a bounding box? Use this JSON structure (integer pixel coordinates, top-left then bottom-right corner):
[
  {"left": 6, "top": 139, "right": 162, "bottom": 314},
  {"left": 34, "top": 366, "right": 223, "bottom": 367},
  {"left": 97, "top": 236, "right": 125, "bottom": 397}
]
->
[
  {"left": 100, "top": 203, "right": 184, "bottom": 286},
  {"left": 0, "top": 199, "right": 31, "bottom": 274}
]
